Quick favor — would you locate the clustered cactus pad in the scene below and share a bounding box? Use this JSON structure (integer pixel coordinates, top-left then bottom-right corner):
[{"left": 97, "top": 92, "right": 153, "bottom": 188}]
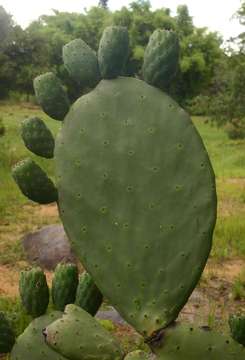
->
[
  {"left": 11, "top": 312, "right": 68, "bottom": 360},
  {"left": 19, "top": 267, "right": 49, "bottom": 318},
  {"left": 0, "top": 312, "right": 15, "bottom": 354},
  {"left": 63, "top": 39, "right": 101, "bottom": 90},
  {"left": 143, "top": 29, "right": 180, "bottom": 90},
  {"left": 44, "top": 304, "right": 124, "bottom": 360},
  {"left": 75, "top": 272, "right": 103, "bottom": 316},
  {"left": 21, "top": 117, "right": 55, "bottom": 159},
  {"left": 12, "top": 158, "right": 57, "bottom": 204},
  {"left": 52, "top": 263, "right": 79, "bottom": 311}
]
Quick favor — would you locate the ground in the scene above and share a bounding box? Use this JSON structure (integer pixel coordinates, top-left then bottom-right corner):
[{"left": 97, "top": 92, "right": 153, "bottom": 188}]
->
[{"left": 0, "top": 103, "right": 244, "bottom": 356}]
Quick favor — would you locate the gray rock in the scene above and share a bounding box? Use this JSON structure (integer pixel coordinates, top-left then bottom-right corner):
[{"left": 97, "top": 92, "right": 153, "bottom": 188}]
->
[
  {"left": 22, "top": 224, "right": 76, "bottom": 270},
  {"left": 96, "top": 306, "right": 127, "bottom": 325}
]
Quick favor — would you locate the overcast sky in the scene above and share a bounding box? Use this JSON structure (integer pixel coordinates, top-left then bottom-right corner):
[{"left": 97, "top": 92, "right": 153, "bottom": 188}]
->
[{"left": 0, "top": 0, "right": 243, "bottom": 41}]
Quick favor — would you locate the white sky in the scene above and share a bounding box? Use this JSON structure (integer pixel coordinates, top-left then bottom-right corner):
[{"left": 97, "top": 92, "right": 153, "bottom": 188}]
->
[{"left": 0, "top": 0, "right": 243, "bottom": 41}]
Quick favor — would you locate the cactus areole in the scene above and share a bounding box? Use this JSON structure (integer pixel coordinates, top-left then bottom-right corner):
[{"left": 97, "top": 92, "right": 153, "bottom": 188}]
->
[{"left": 55, "top": 76, "right": 217, "bottom": 337}]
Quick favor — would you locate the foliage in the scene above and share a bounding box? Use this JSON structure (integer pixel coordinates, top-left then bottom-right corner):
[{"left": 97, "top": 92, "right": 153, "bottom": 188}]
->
[{"left": 0, "top": 1, "right": 222, "bottom": 104}]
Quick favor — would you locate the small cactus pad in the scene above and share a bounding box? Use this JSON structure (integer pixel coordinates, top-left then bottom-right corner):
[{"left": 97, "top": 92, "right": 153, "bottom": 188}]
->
[
  {"left": 75, "top": 271, "right": 103, "bottom": 316},
  {"left": 21, "top": 117, "right": 55, "bottom": 158},
  {"left": 19, "top": 267, "right": 49, "bottom": 318},
  {"left": 150, "top": 323, "right": 245, "bottom": 359},
  {"left": 0, "top": 312, "right": 15, "bottom": 353},
  {"left": 52, "top": 263, "right": 79, "bottom": 311},
  {"left": 143, "top": 30, "right": 179, "bottom": 90},
  {"left": 34, "top": 72, "right": 70, "bottom": 120},
  {"left": 55, "top": 77, "right": 217, "bottom": 337},
  {"left": 98, "top": 26, "right": 129, "bottom": 79},
  {"left": 12, "top": 158, "right": 58, "bottom": 204},
  {"left": 63, "top": 39, "right": 101, "bottom": 90},
  {"left": 10, "top": 312, "right": 68, "bottom": 360},
  {"left": 44, "top": 304, "right": 124, "bottom": 360},
  {"left": 124, "top": 350, "right": 151, "bottom": 359},
  {"left": 229, "top": 315, "right": 245, "bottom": 346}
]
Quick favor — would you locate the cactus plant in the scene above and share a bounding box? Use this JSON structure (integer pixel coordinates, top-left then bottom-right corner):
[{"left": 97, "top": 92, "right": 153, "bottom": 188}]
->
[
  {"left": 44, "top": 304, "right": 124, "bottom": 360},
  {"left": 19, "top": 267, "right": 49, "bottom": 318},
  {"left": 11, "top": 25, "right": 222, "bottom": 358},
  {"left": 10, "top": 311, "right": 68, "bottom": 360},
  {"left": 52, "top": 263, "right": 79, "bottom": 311},
  {"left": 0, "top": 312, "right": 15, "bottom": 354},
  {"left": 75, "top": 271, "right": 103, "bottom": 316},
  {"left": 229, "top": 314, "right": 245, "bottom": 346}
]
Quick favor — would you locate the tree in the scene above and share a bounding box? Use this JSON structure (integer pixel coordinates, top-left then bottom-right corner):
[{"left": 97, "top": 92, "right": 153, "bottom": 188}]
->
[
  {"left": 0, "top": 6, "right": 13, "bottom": 44},
  {"left": 176, "top": 5, "right": 193, "bottom": 37}
]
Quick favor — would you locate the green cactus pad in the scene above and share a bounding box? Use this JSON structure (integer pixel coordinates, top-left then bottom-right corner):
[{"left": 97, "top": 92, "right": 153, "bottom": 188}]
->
[
  {"left": 12, "top": 158, "right": 58, "bottom": 204},
  {"left": 19, "top": 267, "right": 49, "bottom": 318},
  {"left": 229, "top": 315, "right": 245, "bottom": 346},
  {"left": 98, "top": 26, "right": 129, "bottom": 79},
  {"left": 55, "top": 77, "right": 217, "bottom": 337},
  {"left": 44, "top": 304, "right": 124, "bottom": 360},
  {"left": 124, "top": 350, "right": 151, "bottom": 359},
  {"left": 52, "top": 263, "right": 79, "bottom": 311},
  {"left": 75, "top": 271, "right": 103, "bottom": 316},
  {"left": 34, "top": 72, "right": 70, "bottom": 120},
  {"left": 10, "top": 312, "right": 68, "bottom": 360},
  {"left": 150, "top": 323, "right": 245, "bottom": 359},
  {"left": 143, "top": 30, "right": 180, "bottom": 90},
  {"left": 21, "top": 117, "right": 55, "bottom": 158},
  {"left": 63, "top": 39, "right": 101, "bottom": 90},
  {"left": 0, "top": 312, "right": 15, "bottom": 353}
]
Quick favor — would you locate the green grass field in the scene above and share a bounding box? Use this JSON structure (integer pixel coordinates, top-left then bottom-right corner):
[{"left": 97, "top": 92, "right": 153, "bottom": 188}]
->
[{"left": 0, "top": 105, "right": 245, "bottom": 267}]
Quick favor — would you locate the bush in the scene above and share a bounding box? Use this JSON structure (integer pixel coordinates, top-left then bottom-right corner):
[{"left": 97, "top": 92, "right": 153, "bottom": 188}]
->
[
  {"left": 225, "top": 118, "right": 245, "bottom": 140},
  {"left": 186, "top": 94, "right": 210, "bottom": 116}
]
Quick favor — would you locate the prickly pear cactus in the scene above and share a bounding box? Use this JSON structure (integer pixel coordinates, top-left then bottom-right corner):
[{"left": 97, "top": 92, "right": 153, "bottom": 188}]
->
[
  {"left": 0, "top": 312, "right": 15, "bottom": 354},
  {"left": 229, "top": 315, "right": 245, "bottom": 346},
  {"left": 10, "top": 311, "right": 68, "bottom": 360},
  {"left": 149, "top": 323, "right": 245, "bottom": 359},
  {"left": 15, "top": 26, "right": 217, "bottom": 340},
  {"left": 75, "top": 271, "right": 103, "bottom": 316},
  {"left": 44, "top": 304, "right": 124, "bottom": 360},
  {"left": 19, "top": 267, "right": 49, "bottom": 318},
  {"left": 52, "top": 263, "right": 79, "bottom": 311}
]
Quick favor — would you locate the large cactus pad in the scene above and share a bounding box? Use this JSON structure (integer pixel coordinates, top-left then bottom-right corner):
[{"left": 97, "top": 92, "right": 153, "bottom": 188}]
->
[{"left": 55, "top": 77, "right": 217, "bottom": 337}]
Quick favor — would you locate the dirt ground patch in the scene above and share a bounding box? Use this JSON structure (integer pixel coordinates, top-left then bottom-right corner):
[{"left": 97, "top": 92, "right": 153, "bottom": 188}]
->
[{"left": 0, "top": 265, "right": 53, "bottom": 297}]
